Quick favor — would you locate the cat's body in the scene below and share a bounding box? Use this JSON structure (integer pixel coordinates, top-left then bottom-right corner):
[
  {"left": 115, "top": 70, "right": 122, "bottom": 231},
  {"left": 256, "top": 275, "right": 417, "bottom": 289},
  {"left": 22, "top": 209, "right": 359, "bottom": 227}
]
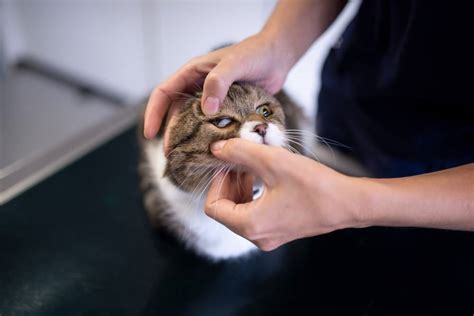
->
[{"left": 139, "top": 83, "right": 307, "bottom": 260}]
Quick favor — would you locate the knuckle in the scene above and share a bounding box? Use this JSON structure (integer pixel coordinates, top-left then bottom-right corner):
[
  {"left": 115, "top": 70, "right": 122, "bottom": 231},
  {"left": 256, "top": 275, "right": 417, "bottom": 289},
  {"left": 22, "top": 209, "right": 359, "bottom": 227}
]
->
[
  {"left": 256, "top": 240, "right": 278, "bottom": 252},
  {"left": 205, "top": 73, "right": 227, "bottom": 92},
  {"left": 152, "top": 86, "right": 170, "bottom": 101},
  {"left": 203, "top": 201, "right": 215, "bottom": 217},
  {"left": 179, "top": 63, "right": 196, "bottom": 78},
  {"left": 241, "top": 218, "right": 258, "bottom": 240},
  {"left": 223, "top": 53, "right": 239, "bottom": 64},
  {"left": 151, "top": 86, "right": 162, "bottom": 97}
]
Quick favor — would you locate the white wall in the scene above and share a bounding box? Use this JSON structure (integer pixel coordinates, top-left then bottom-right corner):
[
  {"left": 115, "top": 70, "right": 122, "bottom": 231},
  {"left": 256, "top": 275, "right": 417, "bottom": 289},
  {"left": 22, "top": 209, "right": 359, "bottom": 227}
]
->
[
  {"left": 3, "top": 0, "right": 360, "bottom": 111},
  {"left": 142, "top": 0, "right": 272, "bottom": 84},
  {"left": 1, "top": 0, "right": 27, "bottom": 69},
  {"left": 4, "top": 0, "right": 148, "bottom": 101},
  {"left": 3, "top": 0, "right": 274, "bottom": 102}
]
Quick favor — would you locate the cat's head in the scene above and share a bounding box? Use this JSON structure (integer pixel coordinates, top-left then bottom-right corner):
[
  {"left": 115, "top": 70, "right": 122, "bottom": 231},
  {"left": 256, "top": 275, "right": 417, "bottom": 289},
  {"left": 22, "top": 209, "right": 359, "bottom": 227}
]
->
[{"left": 164, "top": 83, "right": 287, "bottom": 191}]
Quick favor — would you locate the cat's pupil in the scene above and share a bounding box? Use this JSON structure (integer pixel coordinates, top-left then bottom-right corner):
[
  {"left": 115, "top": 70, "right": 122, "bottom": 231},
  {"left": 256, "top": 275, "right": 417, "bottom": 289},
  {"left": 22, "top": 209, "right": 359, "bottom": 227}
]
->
[{"left": 257, "top": 104, "right": 272, "bottom": 118}]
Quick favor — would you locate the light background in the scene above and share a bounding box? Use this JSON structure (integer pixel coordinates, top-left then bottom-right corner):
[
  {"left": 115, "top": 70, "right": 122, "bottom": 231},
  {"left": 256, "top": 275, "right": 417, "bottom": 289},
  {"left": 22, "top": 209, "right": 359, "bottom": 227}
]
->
[{"left": 0, "top": 0, "right": 361, "bottom": 203}]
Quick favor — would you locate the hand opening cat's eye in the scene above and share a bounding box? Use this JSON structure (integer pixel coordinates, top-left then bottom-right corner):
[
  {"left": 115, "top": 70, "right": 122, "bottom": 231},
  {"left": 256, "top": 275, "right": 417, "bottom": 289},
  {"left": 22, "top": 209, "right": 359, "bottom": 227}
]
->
[
  {"left": 256, "top": 104, "right": 273, "bottom": 118},
  {"left": 212, "top": 117, "right": 233, "bottom": 128}
]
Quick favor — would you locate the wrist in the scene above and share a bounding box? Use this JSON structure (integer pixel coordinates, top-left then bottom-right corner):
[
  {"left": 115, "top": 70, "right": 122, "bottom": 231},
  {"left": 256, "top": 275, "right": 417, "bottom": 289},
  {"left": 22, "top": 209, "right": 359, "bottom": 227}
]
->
[
  {"left": 353, "top": 177, "right": 409, "bottom": 229},
  {"left": 316, "top": 172, "right": 377, "bottom": 232},
  {"left": 255, "top": 30, "right": 300, "bottom": 75},
  {"left": 346, "top": 176, "right": 382, "bottom": 229}
]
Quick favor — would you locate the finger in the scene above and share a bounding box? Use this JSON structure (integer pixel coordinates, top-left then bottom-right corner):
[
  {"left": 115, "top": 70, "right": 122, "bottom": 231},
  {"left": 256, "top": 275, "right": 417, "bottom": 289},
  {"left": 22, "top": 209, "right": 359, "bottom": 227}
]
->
[
  {"left": 204, "top": 171, "right": 253, "bottom": 235},
  {"left": 201, "top": 57, "right": 246, "bottom": 115},
  {"left": 163, "top": 99, "right": 186, "bottom": 155},
  {"left": 144, "top": 86, "right": 170, "bottom": 139},
  {"left": 143, "top": 61, "right": 215, "bottom": 139},
  {"left": 210, "top": 138, "right": 283, "bottom": 183}
]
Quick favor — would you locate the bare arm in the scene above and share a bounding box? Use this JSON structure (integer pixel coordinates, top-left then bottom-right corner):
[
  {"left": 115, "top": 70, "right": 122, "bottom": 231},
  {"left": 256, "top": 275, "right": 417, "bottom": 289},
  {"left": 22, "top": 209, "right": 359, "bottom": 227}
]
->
[
  {"left": 364, "top": 163, "right": 474, "bottom": 231},
  {"left": 204, "top": 140, "right": 473, "bottom": 251},
  {"left": 259, "top": 0, "right": 347, "bottom": 71}
]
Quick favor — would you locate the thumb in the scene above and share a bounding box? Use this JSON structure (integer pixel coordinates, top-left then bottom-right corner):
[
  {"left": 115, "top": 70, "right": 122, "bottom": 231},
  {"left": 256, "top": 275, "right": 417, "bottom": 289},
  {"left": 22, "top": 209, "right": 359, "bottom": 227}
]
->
[
  {"left": 210, "top": 138, "right": 280, "bottom": 184},
  {"left": 201, "top": 59, "right": 245, "bottom": 115}
]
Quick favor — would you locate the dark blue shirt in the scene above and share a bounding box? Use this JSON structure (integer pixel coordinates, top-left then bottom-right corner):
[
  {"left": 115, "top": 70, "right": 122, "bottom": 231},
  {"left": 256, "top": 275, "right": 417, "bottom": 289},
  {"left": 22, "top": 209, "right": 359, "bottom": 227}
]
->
[{"left": 317, "top": 1, "right": 474, "bottom": 177}]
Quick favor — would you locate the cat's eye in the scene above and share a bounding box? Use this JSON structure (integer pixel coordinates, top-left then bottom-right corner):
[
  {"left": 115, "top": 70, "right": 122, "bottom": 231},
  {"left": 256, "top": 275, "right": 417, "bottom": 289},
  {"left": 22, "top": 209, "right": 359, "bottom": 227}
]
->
[
  {"left": 256, "top": 104, "right": 273, "bottom": 118},
  {"left": 212, "top": 117, "right": 233, "bottom": 128}
]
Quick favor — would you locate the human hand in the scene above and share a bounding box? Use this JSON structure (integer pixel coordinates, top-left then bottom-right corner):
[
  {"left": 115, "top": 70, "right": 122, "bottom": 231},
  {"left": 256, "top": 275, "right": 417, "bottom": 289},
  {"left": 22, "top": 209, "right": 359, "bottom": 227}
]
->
[
  {"left": 143, "top": 34, "right": 295, "bottom": 154},
  {"left": 204, "top": 139, "right": 369, "bottom": 251}
]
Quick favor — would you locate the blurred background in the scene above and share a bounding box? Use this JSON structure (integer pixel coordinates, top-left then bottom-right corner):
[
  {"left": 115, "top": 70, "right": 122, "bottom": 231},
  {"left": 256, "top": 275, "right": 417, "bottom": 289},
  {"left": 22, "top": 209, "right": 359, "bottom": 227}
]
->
[{"left": 0, "top": 0, "right": 359, "bottom": 204}]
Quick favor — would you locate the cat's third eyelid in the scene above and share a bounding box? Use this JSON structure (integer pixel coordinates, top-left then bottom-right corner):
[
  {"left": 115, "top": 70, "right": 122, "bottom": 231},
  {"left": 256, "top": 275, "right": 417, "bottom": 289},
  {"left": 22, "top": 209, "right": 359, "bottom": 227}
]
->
[{"left": 210, "top": 116, "right": 235, "bottom": 128}]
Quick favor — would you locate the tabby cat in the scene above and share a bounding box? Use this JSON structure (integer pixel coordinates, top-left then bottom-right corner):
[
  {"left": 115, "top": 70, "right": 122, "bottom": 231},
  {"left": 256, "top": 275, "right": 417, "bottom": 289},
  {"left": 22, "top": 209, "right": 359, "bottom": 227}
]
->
[{"left": 139, "top": 83, "right": 307, "bottom": 260}]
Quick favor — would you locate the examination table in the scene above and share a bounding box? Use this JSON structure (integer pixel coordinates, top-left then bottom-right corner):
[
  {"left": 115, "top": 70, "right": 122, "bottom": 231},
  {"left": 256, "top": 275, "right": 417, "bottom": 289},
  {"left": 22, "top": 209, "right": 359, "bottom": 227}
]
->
[{"left": 1, "top": 126, "right": 473, "bottom": 315}]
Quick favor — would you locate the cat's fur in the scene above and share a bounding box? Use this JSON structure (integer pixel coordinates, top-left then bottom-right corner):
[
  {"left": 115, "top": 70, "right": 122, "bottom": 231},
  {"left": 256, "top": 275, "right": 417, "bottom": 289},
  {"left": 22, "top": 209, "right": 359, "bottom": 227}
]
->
[{"left": 139, "top": 83, "right": 306, "bottom": 260}]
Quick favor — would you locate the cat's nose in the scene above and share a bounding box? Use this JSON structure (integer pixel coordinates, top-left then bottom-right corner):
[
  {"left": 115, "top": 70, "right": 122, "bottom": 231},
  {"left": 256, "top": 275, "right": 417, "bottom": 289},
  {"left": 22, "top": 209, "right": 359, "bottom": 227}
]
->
[{"left": 253, "top": 123, "right": 267, "bottom": 137}]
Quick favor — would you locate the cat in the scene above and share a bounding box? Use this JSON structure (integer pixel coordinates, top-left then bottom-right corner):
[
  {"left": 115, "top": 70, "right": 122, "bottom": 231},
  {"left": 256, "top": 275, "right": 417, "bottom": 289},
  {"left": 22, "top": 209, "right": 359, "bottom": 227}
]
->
[{"left": 139, "top": 83, "right": 308, "bottom": 261}]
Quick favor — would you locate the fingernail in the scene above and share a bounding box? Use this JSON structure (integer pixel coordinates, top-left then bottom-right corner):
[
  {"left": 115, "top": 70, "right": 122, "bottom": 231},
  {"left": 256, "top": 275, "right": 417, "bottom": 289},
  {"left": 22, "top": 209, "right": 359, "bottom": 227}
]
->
[
  {"left": 203, "top": 96, "right": 219, "bottom": 115},
  {"left": 143, "top": 126, "right": 154, "bottom": 139},
  {"left": 211, "top": 140, "right": 226, "bottom": 152}
]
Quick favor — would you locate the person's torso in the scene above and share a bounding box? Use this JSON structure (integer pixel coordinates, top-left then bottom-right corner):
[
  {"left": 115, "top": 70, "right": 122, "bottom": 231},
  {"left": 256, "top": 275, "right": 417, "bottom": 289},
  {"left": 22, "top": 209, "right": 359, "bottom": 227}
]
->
[{"left": 317, "top": 0, "right": 474, "bottom": 177}]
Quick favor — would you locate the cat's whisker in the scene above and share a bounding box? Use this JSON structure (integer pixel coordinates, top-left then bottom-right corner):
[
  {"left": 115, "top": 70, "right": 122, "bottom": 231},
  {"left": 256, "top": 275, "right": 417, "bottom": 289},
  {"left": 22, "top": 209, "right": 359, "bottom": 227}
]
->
[
  {"left": 284, "top": 135, "right": 315, "bottom": 150},
  {"left": 188, "top": 79, "right": 205, "bottom": 92},
  {"left": 164, "top": 146, "right": 182, "bottom": 159},
  {"left": 284, "top": 143, "right": 303, "bottom": 156},
  {"left": 189, "top": 164, "right": 225, "bottom": 204},
  {"left": 285, "top": 137, "right": 323, "bottom": 163},
  {"left": 186, "top": 169, "right": 214, "bottom": 206},
  {"left": 178, "top": 164, "right": 213, "bottom": 189},
  {"left": 285, "top": 129, "right": 351, "bottom": 150},
  {"left": 286, "top": 132, "right": 335, "bottom": 163},
  {"left": 193, "top": 165, "right": 227, "bottom": 203},
  {"left": 190, "top": 163, "right": 232, "bottom": 207},
  {"left": 213, "top": 166, "right": 232, "bottom": 222},
  {"left": 285, "top": 131, "right": 340, "bottom": 148},
  {"left": 191, "top": 164, "right": 231, "bottom": 236},
  {"left": 287, "top": 138, "right": 321, "bottom": 162},
  {"left": 181, "top": 164, "right": 228, "bottom": 239},
  {"left": 235, "top": 170, "right": 246, "bottom": 201},
  {"left": 167, "top": 91, "right": 200, "bottom": 101},
  {"left": 173, "top": 155, "right": 224, "bottom": 188},
  {"left": 180, "top": 165, "right": 222, "bottom": 238}
]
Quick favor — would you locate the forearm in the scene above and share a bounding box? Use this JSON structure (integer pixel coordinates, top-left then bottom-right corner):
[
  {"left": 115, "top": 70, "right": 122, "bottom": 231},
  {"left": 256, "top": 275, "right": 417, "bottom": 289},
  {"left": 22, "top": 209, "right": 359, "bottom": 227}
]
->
[
  {"left": 259, "top": 0, "right": 347, "bottom": 71},
  {"left": 360, "top": 163, "right": 474, "bottom": 231}
]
